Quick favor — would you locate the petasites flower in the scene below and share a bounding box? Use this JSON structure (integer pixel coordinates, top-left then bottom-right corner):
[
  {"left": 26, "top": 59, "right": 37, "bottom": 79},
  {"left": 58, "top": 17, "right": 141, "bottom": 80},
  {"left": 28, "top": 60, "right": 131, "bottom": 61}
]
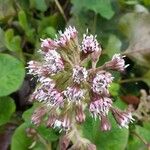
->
[
  {"left": 92, "top": 71, "right": 113, "bottom": 95},
  {"left": 89, "top": 97, "right": 112, "bottom": 119},
  {"left": 57, "top": 26, "right": 77, "bottom": 47},
  {"left": 72, "top": 65, "right": 88, "bottom": 84},
  {"left": 63, "top": 86, "right": 85, "bottom": 103},
  {"left": 28, "top": 26, "right": 133, "bottom": 149},
  {"left": 111, "top": 108, "right": 134, "bottom": 128},
  {"left": 81, "top": 32, "right": 100, "bottom": 53},
  {"left": 105, "top": 54, "right": 127, "bottom": 72}
]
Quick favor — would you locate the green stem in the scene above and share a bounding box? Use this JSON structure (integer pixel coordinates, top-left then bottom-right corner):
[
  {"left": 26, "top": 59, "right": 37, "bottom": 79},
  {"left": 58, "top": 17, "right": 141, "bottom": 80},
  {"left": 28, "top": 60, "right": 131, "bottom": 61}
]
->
[
  {"left": 54, "top": 0, "right": 67, "bottom": 22},
  {"left": 122, "top": 48, "right": 150, "bottom": 55},
  {"left": 93, "top": 14, "right": 97, "bottom": 34},
  {"left": 119, "top": 77, "right": 143, "bottom": 84}
]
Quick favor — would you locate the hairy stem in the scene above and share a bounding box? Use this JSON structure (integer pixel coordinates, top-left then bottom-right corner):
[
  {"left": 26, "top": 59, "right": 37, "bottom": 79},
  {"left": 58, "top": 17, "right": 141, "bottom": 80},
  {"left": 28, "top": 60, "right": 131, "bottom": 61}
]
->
[
  {"left": 54, "top": 0, "right": 67, "bottom": 22},
  {"left": 37, "top": 134, "right": 52, "bottom": 150}
]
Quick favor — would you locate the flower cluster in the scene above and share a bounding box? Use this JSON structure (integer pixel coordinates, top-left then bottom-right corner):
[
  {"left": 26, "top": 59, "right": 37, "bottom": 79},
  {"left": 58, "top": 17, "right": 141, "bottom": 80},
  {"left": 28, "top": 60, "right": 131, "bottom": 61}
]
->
[{"left": 27, "top": 26, "right": 134, "bottom": 149}]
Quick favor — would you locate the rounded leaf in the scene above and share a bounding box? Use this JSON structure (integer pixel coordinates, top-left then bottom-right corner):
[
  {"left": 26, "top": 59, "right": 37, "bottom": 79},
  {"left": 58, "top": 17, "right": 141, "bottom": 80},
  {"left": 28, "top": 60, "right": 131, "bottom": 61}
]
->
[
  {"left": 0, "top": 96, "right": 16, "bottom": 125},
  {"left": 11, "top": 123, "right": 32, "bottom": 150},
  {"left": 0, "top": 54, "right": 25, "bottom": 96}
]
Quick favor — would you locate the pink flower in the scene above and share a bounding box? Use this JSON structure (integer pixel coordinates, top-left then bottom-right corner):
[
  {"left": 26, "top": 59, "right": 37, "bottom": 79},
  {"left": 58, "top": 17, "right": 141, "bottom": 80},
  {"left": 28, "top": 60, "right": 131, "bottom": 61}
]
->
[
  {"left": 111, "top": 108, "right": 134, "bottom": 128},
  {"left": 89, "top": 97, "right": 112, "bottom": 119},
  {"left": 105, "top": 54, "right": 128, "bottom": 72},
  {"left": 100, "top": 115, "right": 111, "bottom": 131},
  {"left": 63, "top": 86, "right": 85, "bottom": 103},
  {"left": 75, "top": 105, "right": 86, "bottom": 123},
  {"left": 92, "top": 71, "right": 113, "bottom": 95},
  {"left": 41, "top": 38, "right": 58, "bottom": 52},
  {"left": 47, "top": 114, "right": 57, "bottom": 128},
  {"left": 31, "top": 80, "right": 63, "bottom": 107},
  {"left": 81, "top": 32, "right": 100, "bottom": 53},
  {"left": 31, "top": 107, "right": 46, "bottom": 125},
  {"left": 46, "top": 89, "right": 64, "bottom": 107},
  {"left": 27, "top": 61, "right": 43, "bottom": 77},
  {"left": 61, "top": 114, "right": 71, "bottom": 130},
  {"left": 57, "top": 26, "right": 77, "bottom": 47},
  {"left": 72, "top": 66, "right": 88, "bottom": 84},
  {"left": 28, "top": 26, "right": 133, "bottom": 134},
  {"left": 43, "top": 50, "right": 64, "bottom": 74}
]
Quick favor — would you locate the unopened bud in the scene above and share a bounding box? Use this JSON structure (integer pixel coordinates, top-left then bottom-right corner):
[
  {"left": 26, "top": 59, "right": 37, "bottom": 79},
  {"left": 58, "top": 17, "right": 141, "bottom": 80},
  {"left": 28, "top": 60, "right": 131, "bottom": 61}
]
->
[{"left": 75, "top": 105, "right": 86, "bottom": 123}]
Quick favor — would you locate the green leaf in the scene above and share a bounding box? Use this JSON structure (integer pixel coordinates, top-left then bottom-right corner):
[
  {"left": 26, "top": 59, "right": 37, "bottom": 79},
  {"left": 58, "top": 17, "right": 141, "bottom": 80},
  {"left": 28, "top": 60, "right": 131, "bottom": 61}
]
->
[
  {"left": 30, "top": 0, "right": 47, "bottom": 12},
  {"left": 11, "top": 123, "right": 32, "bottom": 150},
  {"left": 109, "top": 83, "right": 120, "bottom": 96},
  {"left": 142, "top": 70, "right": 150, "bottom": 86},
  {"left": 18, "top": 10, "right": 29, "bottom": 31},
  {"left": 0, "top": 28, "right": 5, "bottom": 51},
  {"left": 0, "top": 97, "right": 16, "bottom": 125},
  {"left": 114, "top": 97, "right": 127, "bottom": 110},
  {"left": 82, "top": 114, "right": 129, "bottom": 150},
  {"left": 18, "top": 10, "right": 35, "bottom": 43},
  {"left": 105, "top": 34, "right": 122, "bottom": 58},
  {"left": 143, "top": 121, "right": 150, "bottom": 130},
  {"left": 71, "top": 0, "right": 115, "bottom": 19},
  {"left": 38, "top": 15, "right": 59, "bottom": 36},
  {"left": 0, "top": 54, "right": 25, "bottom": 97},
  {"left": 37, "top": 125, "right": 59, "bottom": 142},
  {"left": 22, "top": 107, "right": 34, "bottom": 122},
  {"left": 127, "top": 125, "right": 150, "bottom": 150},
  {"left": 41, "top": 26, "right": 56, "bottom": 39},
  {"left": 0, "top": 0, "right": 15, "bottom": 21},
  {"left": 22, "top": 103, "right": 40, "bottom": 122},
  {"left": 4, "top": 29, "right": 22, "bottom": 52},
  {"left": 143, "top": 0, "right": 150, "bottom": 6}
]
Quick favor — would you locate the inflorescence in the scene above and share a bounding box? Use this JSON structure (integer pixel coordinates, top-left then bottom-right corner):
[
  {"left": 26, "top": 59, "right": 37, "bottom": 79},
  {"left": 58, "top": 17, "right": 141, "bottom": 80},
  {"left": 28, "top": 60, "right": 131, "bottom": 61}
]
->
[{"left": 27, "top": 26, "right": 134, "bottom": 149}]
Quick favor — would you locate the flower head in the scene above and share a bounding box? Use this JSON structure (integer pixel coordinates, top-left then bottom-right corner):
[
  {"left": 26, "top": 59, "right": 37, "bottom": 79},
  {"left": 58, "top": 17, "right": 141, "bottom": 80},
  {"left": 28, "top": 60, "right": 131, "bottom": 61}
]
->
[{"left": 28, "top": 25, "right": 132, "bottom": 140}]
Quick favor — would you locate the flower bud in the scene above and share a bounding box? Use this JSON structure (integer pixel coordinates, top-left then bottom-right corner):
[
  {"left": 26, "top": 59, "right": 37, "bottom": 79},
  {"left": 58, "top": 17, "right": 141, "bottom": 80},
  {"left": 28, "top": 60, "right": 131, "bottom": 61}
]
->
[
  {"left": 75, "top": 105, "right": 86, "bottom": 123},
  {"left": 57, "top": 26, "right": 77, "bottom": 48},
  {"left": 111, "top": 108, "right": 134, "bottom": 128},
  {"left": 47, "top": 114, "right": 57, "bottom": 128},
  {"left": 105, "top": 54, "right": 127, "bottom": 72},
  {"left": 31, "top": 107, "right": 46, "bottom": 126},
  {"left": 59, "top": 135, "right": 70, "bottom": 150},
  {"left": 41, "top": 38, "right": 58, "bottom": 52},
  {"left": 89, "top": 97, "right": 112, "bottom": 119},
  {"left": 26, "top": 128, "right": 37, "bottom": 138},
  {"left": 100, "top": 115, "right": 111, "bottom": 131}
]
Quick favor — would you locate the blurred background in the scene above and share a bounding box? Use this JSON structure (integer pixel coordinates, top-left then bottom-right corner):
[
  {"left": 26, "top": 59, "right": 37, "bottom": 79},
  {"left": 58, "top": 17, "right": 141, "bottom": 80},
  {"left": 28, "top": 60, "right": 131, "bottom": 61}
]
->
[{"left": 0, "top": 0, "right": 150, "bottom": 149}]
